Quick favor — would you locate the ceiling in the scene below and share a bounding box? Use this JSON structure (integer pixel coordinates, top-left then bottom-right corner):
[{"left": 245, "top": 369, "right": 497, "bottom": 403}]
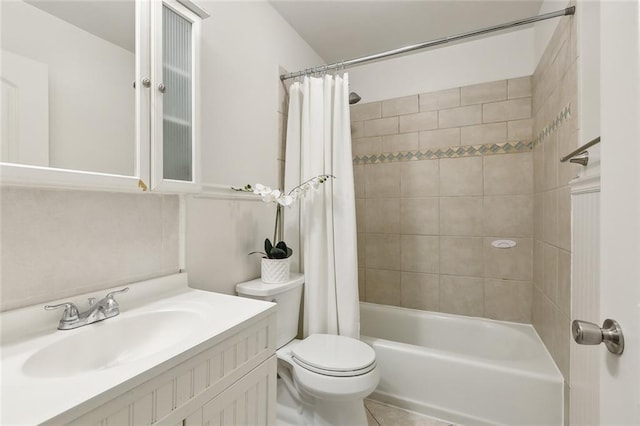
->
[
  {"left": 26, "top": 0, "right": 135, "bottom": 52},
  {"left": 270, "top": 0, "right": 544, "bottom": 63}
]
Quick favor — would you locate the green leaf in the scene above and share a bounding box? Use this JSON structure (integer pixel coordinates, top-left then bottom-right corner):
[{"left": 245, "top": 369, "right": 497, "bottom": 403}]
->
[
  {"left": 274, "top": 241, "right": 293, "bottom": 259},
  {"left": 264, "top": 238, "right": 273, "bottom": 254},
  {"left": 269, "top": 247, "right": 287, "bottom": 259}
]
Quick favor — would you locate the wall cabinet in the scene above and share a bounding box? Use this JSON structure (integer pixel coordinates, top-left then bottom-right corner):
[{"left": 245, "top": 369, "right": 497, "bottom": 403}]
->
[
  {"left": 67, "top": 313, "right": 277, "bottom": 425},
  {"left": 0, "top": 0, "right": 207, "bottom": 193},
  {"left": 146, "top": 0, "right": 205, "bottom": 192}
]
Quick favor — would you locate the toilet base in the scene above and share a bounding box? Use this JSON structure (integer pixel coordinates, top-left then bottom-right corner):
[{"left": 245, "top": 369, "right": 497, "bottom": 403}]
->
[{"left": 276, "top": 377, "right": 368, "bottom": 426}]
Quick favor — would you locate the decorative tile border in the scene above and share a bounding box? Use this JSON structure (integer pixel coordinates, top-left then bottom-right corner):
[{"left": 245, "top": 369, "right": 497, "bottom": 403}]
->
[
  {"left": 352, "top": 140, "right": 532, "bottom": 165},
  {"left": 352, "top": 102, "right": 572, "bottom": 165},
  {"left": 532, "top": 103, "right": 572, "bottom": 147}
]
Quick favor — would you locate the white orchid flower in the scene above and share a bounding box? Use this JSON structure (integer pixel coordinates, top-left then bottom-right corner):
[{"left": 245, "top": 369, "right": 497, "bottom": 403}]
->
[
  {"left": 234, "top": 175, "right": 333, "bottom": 205},
  {"left": 277, "top": 195, "right": 295, "bottom": 206},
  {"left": 261, "top": 189, "right": 281, "bottom": 203},
  {"left": 253, "top": 184, "right": 271, "bottom": 196}
]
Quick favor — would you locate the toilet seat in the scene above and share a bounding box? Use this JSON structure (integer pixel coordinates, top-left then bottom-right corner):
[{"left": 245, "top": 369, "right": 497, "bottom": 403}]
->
[
  {"left": 292, "top": 357, "right": 376, "bottom": 377},
  {"left": 277, "top": 337, "right": 380, "bottom": 402},
  {"left": 290, "top": 334, "right": 377, "bottom": 377}
]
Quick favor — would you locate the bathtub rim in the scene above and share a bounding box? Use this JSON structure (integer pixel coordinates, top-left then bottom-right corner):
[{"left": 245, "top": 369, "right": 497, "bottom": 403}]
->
[
  {"left": 359, "top": 301, "right": 564, "bottom": 380},
  {"left": 361, "top": 300, "right": 542, "bottom": 329}
]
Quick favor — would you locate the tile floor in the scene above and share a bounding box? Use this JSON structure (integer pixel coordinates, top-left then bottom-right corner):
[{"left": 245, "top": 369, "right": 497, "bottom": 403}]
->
[{"left": 365, "top": 399, "right": 456, "bottom": 426}]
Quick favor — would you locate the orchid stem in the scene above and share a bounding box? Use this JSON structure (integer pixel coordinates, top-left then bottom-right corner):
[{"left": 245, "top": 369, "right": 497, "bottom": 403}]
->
[
  {"left": 287, "top": 174, "right": 335, "bottom": 196},
  {"left": 273, "top": 204, "right": 281, "bottom": 244}
]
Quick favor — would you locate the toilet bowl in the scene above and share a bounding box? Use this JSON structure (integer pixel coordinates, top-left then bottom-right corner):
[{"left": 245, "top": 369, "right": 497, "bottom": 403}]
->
[{"left": 236, "top": 274, "right": 379, "bottom": 426}]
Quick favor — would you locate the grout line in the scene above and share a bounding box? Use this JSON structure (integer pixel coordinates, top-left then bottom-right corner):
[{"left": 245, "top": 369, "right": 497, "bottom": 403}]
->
[
  {"left": 366, "top": 399, "right": 456, "bottom": 426},
  {"left": 364, "top": 404, "right": 382, "bottom": 426}
]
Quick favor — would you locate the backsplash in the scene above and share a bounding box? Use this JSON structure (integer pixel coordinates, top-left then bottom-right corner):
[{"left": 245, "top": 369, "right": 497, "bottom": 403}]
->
[
  {"left": 352, "top": 77, "right": 534, "bottom": 323},
  {"left": 1, "top": 187, "right": 180, "bottom": 311}
]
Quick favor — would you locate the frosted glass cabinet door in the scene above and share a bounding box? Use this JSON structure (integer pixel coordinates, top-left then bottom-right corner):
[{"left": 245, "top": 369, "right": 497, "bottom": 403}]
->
[{"left": 151, "top": 0, "right": 201, "bottom": 192}]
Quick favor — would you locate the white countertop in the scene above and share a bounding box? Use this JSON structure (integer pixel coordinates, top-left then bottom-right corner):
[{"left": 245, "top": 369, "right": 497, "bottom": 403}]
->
[{"left": 0, "top": 273, "right": 275, "bottom": 425}]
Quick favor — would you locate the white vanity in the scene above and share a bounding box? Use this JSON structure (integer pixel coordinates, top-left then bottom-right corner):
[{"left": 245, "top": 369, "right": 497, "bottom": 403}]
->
[{"left": 1, "top": 274, "right": 277, "bottom": 425}]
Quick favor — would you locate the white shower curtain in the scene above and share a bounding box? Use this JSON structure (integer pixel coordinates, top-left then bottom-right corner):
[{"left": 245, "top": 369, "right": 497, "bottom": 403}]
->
[{"left": 283, "top": 74, "right": 360, "bottom": 339}]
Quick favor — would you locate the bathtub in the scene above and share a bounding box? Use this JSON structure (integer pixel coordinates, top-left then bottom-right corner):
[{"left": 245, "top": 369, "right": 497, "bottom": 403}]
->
[{"left": 360, "top": 302, "right": 563, "bottom": 426}]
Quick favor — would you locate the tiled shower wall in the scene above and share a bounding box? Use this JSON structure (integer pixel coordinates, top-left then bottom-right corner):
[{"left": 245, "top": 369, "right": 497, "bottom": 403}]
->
[
  {"left": 352, "top": 78, "right": 535, "bottom": 323},
  {"left": 531, "top": 3, "right": 579, "bottom": 406}
]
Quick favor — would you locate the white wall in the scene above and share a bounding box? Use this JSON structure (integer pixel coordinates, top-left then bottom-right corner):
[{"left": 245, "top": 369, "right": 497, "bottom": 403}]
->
[
  {"left": 1, "top": 1, "right": 135, "bottom": 176},
  {"left": 576, "top": 0, "right": 600, "bottom": 145},
  {"left": 186, "top": 1, "right": 323, "bottom": 294},
  {"left": 348, "top": 28, "right": 535, "bottom": 103},
  {"left": 199, "top": 1, "right": 323, "bottom": 188}
]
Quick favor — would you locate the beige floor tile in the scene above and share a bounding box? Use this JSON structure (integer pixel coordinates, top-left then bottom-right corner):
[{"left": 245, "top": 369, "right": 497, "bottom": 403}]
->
[
  {"left": 367, "top": 407, "right": 380, "bottom": 426},
  {"left": 365, "top": 399, "right": 454, "bottom": 426}
]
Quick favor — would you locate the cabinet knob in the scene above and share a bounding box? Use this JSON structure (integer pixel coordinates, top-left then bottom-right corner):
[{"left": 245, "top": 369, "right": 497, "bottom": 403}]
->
[
  {"left": 158, "top": 83, "right": 166, "bottom": 93},
  {"left": 134, "top": 78, "right": 151, "bottom": 89}
]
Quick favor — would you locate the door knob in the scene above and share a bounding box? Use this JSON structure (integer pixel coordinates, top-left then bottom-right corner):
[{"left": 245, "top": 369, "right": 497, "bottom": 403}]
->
[{"left": 572, "top": 319, "right": 624, "bottom": 355}]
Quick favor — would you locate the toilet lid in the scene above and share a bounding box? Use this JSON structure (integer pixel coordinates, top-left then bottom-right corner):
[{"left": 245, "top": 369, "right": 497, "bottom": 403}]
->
[{"left": 291, "top": 334, "right": 376, "bottom": 377}]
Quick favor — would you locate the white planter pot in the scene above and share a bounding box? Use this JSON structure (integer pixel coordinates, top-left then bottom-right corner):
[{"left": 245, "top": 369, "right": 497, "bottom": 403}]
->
[{"left": 261, "top": 258, "right": 290, "bottom": 284}]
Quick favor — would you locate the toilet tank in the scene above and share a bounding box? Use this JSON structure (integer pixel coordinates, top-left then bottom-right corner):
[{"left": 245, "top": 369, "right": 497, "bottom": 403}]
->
[{"left": 236, "top": 274, "right": 304, "bottom": 349}]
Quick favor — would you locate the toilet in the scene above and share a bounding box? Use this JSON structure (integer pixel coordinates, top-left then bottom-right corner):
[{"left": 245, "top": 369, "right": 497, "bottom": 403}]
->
[{"left": 236, "top": 274, "right": 379, "bottom": 426}]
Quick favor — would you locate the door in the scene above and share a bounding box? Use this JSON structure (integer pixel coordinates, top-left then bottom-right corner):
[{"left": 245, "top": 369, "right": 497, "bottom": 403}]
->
[
  {"left": 599, "top": 0, "right": 640, "bottom": 424},
  {"left": 0, "top": 50, "right": 49, "bottom": 166}
]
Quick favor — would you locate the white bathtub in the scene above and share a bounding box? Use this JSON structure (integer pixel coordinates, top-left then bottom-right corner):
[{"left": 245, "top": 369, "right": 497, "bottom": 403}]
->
[{"left": 360, "top": 302, "right": 563, "bottom": 426}]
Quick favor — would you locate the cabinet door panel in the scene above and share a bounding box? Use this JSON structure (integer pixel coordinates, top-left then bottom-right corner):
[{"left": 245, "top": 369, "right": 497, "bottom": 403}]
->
[
  {"left": 162, "top": 4, "right": 193, "bottom": 182},
  {"left": 195, "top": 356, "right": 277, "bottom": 426},
  {"left": 151, "top": 0, "right": 200, "bottom": 192}
]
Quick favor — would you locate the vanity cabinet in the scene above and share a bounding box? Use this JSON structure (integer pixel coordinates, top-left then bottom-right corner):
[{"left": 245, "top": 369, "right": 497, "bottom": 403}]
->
[
  {"left": 183, "top": 357, "right": 276, "bottom": 426},
  {"left": 66, "top": 313, "right": 277, "bottom": 426}
]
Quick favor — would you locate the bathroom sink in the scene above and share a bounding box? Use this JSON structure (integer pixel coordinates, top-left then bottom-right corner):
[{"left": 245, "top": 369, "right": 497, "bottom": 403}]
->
[
  {"left": 1, "top": 273, "right": 277, "bottom": 425},
  {"left": 23, "top": 310, "right": 201, "bottom": 378}
]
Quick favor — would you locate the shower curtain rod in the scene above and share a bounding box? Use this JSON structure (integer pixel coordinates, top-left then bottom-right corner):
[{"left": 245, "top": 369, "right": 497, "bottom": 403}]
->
[{"left": 280, "top": 6, "right": 575, "bottom": 81}]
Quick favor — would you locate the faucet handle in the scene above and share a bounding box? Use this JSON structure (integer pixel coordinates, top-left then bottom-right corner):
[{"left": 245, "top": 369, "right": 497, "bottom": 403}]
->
[
  {"left": 101, "top": 287, "right": 129, "bottom": 315},
  {"left": 44, "top": 302, "right": 80, "bottom": 323},
  {"left": 105, "top": 287, "right": 129, "bottom": 299}
]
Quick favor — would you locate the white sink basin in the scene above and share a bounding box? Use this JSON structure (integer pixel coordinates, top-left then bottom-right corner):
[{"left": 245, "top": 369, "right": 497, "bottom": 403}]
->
[
  {"left": 22, "top": 310, "right": 201, "bottom": 378},
  {"left": 1, "top": 273, "right": 276, "bottom": 425}
]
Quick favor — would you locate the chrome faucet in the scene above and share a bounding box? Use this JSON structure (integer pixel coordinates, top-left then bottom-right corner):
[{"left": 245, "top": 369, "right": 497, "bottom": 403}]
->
[{"left": 44, "top": 287, "right": 129, "bottom": 330}]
